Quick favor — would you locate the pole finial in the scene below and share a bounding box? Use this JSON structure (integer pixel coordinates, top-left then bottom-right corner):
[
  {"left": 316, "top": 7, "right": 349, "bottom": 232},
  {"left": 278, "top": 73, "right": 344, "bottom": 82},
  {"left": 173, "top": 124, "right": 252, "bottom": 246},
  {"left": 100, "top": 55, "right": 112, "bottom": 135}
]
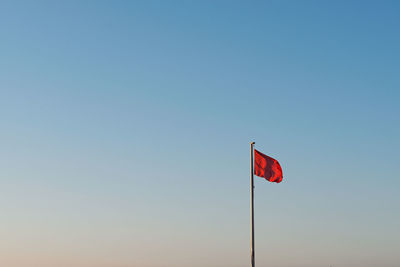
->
[{"left": 250, "top": 141, "right": 255, "bottom": 145}]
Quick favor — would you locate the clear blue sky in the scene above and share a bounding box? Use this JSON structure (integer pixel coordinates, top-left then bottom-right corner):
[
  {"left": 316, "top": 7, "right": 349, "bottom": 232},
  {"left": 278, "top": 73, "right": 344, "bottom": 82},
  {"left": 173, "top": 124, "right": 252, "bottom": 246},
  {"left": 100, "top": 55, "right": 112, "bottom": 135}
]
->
[{"left": 1, "top": 1, "right": 399, "bottom": 267}]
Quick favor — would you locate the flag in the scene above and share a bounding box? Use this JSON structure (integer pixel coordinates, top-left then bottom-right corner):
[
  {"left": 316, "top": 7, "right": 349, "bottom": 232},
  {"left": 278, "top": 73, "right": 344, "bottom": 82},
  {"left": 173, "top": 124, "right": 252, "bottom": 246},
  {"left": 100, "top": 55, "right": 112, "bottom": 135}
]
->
[{"left": 254, "top": 149, "right": 283, "bottom": 183}]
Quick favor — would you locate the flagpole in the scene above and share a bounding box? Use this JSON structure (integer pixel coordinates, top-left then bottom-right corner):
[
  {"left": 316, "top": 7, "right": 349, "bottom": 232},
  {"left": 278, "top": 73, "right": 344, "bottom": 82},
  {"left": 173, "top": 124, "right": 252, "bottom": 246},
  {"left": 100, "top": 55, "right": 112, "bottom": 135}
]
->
[{"left": 250, "top": 141, "right": 255, "bottom": 267}]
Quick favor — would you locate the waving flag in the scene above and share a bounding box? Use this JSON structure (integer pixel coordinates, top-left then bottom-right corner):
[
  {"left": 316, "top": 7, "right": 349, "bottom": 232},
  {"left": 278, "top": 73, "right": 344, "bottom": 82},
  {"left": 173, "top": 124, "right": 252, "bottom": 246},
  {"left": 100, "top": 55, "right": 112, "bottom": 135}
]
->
[{"left": 254, "top": 149, "right": 283, "bottom": 183}]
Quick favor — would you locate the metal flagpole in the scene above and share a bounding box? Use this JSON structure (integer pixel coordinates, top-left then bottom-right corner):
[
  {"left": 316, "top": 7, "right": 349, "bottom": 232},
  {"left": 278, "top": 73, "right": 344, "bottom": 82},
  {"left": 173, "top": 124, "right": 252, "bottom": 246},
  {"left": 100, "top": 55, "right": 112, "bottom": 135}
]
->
[{"left": 250, "top": 141, "right": 255, "bottom": 267}]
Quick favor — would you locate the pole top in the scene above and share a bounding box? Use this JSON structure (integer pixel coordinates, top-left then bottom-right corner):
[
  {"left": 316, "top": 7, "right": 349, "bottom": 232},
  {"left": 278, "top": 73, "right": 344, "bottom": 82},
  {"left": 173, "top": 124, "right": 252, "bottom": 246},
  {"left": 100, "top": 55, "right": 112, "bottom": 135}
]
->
[{"left": 250, "top": 141, "right": 255, "bottom": 145}]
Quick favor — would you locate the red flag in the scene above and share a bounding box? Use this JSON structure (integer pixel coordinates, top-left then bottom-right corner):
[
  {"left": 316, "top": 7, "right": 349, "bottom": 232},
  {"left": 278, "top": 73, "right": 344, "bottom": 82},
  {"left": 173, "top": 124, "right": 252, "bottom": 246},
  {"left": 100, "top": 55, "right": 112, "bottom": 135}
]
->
[{"left": 254, "top": 149, "right": 283, "bottom": 183}]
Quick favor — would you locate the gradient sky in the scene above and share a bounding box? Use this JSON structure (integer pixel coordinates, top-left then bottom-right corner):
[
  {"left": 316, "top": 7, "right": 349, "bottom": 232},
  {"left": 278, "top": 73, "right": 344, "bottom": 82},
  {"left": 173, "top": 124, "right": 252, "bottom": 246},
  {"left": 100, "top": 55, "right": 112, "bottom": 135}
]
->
[{"left": 1, "top": 1, "right": 399, "bottom": 267}]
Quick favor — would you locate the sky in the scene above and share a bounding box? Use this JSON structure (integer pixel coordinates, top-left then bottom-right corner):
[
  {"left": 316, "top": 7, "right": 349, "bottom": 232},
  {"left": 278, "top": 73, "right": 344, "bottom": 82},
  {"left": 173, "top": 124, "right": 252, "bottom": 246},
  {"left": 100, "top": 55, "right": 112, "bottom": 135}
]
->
[{"left": 0, "top": 1, "right": 399, "bottom": 267}]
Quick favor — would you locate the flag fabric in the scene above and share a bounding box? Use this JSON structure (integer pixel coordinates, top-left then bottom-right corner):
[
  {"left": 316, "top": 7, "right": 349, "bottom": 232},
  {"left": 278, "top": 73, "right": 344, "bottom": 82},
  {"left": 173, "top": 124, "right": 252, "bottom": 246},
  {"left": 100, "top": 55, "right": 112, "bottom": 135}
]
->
[{"left": 254, "top": 149, "right": 283, "bottom": 183}]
